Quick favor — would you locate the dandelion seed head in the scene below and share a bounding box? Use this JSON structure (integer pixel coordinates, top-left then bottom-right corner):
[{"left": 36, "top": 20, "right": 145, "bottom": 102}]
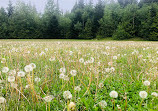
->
[
  {"left": 110, "top": 91, "right": 118, "bottom": 98},
  {"left": 43, "top": 95, "right": 54, "bottom": 102},
  {"left": 0, "top": 97, "right": 6, "bottom": 104},
  {"left": 98, "top": 100, "right": 107, "bottom": 108},
  {"left": 63, "top": 91, "right": 72, "bottom": 100},
  {"left": 2, "top": 67, "right": 9, "bottom": 73},
  {"left": 139, "top": 91, "right": 147, "bottom": 98}
]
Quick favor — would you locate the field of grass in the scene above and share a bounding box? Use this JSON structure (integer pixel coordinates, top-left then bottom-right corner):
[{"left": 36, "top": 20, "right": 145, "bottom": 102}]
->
[{"left": 0, "top": 40, "right": 158, "bottom": 111}]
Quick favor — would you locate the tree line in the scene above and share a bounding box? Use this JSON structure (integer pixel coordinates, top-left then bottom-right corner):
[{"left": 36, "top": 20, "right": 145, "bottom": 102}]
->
[{"left": 0, "top": 0, "right": 158, "bottom": 40}]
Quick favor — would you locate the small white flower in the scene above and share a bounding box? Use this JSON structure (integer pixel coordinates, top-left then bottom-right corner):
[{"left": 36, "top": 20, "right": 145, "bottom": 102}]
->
[
  {"left": 9, "top": 70, "right": 16, "bottom": 76},
  {"left": 25, "top": 84, "right": 30, "bottom": 89},
  {"left": 143, "top": 80, "right": 150, "bottom": 86},
  {"left": 49, "top": 57, "right": 55, "bottom": 61},
  {"left": 70, "top": 70, "right": 77, "bottom": 76},
  {"left": 1, "top": 58, "right": 6, "bottom": 63},
  {"left": 60, "top": 67, "right": 66, "bottom": 73},
  {"left": 110, "top": 67, "right": 115, "bottom": 72},
  {"left": 63, "top": 75, "right": 69, "bottom": 81},
  {"left": 63, "top": 91, "right": 72, "bottom": 100},
  {"left": 113, "top": 56, "right": 117, "bottom": 60},
  {"left": 24, "top": 65, "right": 33, "bottom": 72},
  {"left": 89, "top": 57, "right": 94, "bottom": 63},
  {"left": 2, "top": 67, "right": 9, "bottom": 73},
  {"left": 8, "top": 76, "right": 15, "bottom": 82},
  {"left": 17, "top": 71, "right": 25, "bottom": 77},
  {"left": 99, "top": 83, "right": 104, "bottom": 88},
  {"left": 68, "top": 102, "right": 76, "bottom": 110},
  {"left": 35, "top": 77, "right": 41, "bottom": 82},
  {"left": 98, "top": 100, "right": 107, "bottom": 108},
  {"left": 110, "top": 91, "right": 118, "bottom": 98},
  {"left": 105, "top": 68, "right": 110, "bottom": 73},
  {"left": 29, "top": 63, "right": 36, "bottom": 69},
  {"left": 43, "top": 95, "right": 54, "bottom": 102},
  {"left": 139, "top": 91, "right": 147, "bottom": 98},
  {"left": 39, "top": 51, "right": 46, "bottom": 56},
  {"left": 59, "top": 73, "right": 65, "bottom": 79},
  {"left": 45, "top": 48, "right": 48, "bottom": 52},
  {"left": 0, "top": 97, "right": 6, "bottom": 103},
  {"left": 74, "top": 86, "right": 81, "bottom": 92},
  {"left": 151, "top": 92, "right": 158, "bottom": 97}
]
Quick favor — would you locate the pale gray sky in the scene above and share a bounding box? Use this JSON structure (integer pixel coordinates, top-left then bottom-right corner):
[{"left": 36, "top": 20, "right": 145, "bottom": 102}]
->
[{"left": 0, "top": 0, "right": 98, "bottom": 13}]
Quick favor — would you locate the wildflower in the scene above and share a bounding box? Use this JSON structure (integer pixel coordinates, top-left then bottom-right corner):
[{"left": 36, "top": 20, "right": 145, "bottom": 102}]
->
[
  {"left": 49, "top": 57, "right": 55, "bottom": 61},
  {"left": 98, "top": 100, "right": 107, "bottom": 108},
  {"left": 143, "top": 80, "right": 150, "bottom": 86},
  {"left": 74, "top": 86, "right": 81, "bottom": 92},
  {"left": 139, "top": 91, "right": 147, "bottom": 98},
  {"left": 1, "top": 58, "right": 6, "bottom": 63},
  {"left": 25, "top": 84, "right": 30, "bottom": 89},
  {"left": 60, "top": 67, "right": 66, "bottom": 73},
  {"left": 151, "top": 92, "right": 158, "bottom": 97},
  {"left": 89, "top": 57, "right": 94, "bottom": 63},
  {"left": 43, "top": 95, "right": 54, "bottom": 102},
  {"left": 9, "top": 70, "right": 16, "bottom": 76},
  {"left": 59, "top": 73, "right": 65, "bottom": 79},
  {"left": 24, "top": 65, "right": 33, "bottom": 72},
  {"left": 68, "top": 102, "right": 76, "bottom": 111},
  {"left": 117, "top": 105, "right": 121, "bottom": 110},
  {"left": 110, "top": 91, "right": 118, "bottom": 98},
  {"left": 105, "top": 68, "right": 110, "bottom": 73},
  {"left": 17, "top": 71, "right": 25, "bottom": 77},
  {"left": 70, "top": 70, "right": 77, "bottom": 76},
  {"left": 35, "top": 77, "right": 41, "bottom": 82},
  {"left": 45, "top": 48, "right": 48, "bottom": 52},
  {"left": 99, "top": 83, "right": 104, "bottom": 88},
  {"left": 0, "top": 97, "right": 6, "bottom": 104},
  {"left": 2, "top": 67, "right": 9, "bottom": 73},
  {"left": 79, "top": 58, "right": 84, "bottom": 63},
  {"left": 113, "top": 56, "right": 117, "bottom": 60},
  {"left": 110, "top": 67, "right": 115, "bottom": 72},
  {"left": 39, "top": 51, "right": 46, "bottom": 56},
  {"left": 29, "top": 63, "right": 36, "bottom": 69},
  {"left": 63, "top": 75, "right": 69, "bottom": 81},
  {"left": 8, "top": 76, "right": 15, "bottom": 82},
  {"left": 63, "top": 91, "right": 72, "bottom": 100}
]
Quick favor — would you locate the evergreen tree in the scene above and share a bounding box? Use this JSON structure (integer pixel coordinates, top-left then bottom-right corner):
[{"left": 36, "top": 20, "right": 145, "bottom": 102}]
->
[
  {"left": 0, "top": 8, "right": 8, "bottom": 38},
  {"left": 93, "top": 0, "right": 104, "bottom": 35},
  {"left": 7, "top": 0, "right": 14, "bottom": 17},
  {"left": 118, "top": 0, "right": 137, "bottom": 7},
  {"left": 80, "top": 19, "right": 93, "bottom": 39}
]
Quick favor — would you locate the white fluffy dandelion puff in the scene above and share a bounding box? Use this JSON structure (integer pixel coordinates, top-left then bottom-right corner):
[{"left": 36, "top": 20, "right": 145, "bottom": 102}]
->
[
  {"left": 63, "top": 91, "right": 72, "bottom": 100},
  {"left": 110, "top": 91, "right": 118, "bottom": 98},
  {"left": 139, "top": 91, "right": 147, "bottom": 99}
]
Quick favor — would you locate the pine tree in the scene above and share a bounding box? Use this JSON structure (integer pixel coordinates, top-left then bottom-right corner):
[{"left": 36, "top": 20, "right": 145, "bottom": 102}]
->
[
  {"left": 7, "top": 0, "right": 14, "bottom": 17},
  {"left": 93, "top": 0, "right": 104, "bottom": 35},
  {"left": 117, "top": 0, "right": 137, "bottom": 7},
  {"left": 82, "top": 19, "right": 93, "bottom": 39}
]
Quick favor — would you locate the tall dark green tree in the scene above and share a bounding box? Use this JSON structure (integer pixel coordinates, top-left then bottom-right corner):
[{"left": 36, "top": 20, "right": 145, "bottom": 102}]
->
[
  {"left": 118, "top": 0, "right": 137, "bottom": 7},
  {"left": 0, "top": 8, "right": 8, "bottom": 38},
  {"left": 7, "top": 0, "right": 14, "bottom": 17},
  {"left": 93, "top": 0, "right": 104, "bottom": 35}
]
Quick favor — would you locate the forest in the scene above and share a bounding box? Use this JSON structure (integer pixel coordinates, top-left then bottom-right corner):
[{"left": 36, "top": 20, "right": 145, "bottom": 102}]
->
[{"left": 0, "top": 0, "right": 158, "bottom": 40}]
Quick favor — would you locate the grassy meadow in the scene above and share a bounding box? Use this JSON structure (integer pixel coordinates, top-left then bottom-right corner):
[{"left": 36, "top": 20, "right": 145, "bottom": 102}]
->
[{"left": 0, "top": 40, "right": 158, "bottom": 111}]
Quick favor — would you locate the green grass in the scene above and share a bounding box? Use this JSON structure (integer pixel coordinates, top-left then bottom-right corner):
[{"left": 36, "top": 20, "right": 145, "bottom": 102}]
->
[{"left": 0, "top": 40, "right": 157, "bottom": 111}]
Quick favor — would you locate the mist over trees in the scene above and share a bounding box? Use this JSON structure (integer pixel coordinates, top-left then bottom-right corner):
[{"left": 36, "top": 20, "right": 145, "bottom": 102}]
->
[{"left": 0, "top": 0, "right": 158, "bottom": 40}]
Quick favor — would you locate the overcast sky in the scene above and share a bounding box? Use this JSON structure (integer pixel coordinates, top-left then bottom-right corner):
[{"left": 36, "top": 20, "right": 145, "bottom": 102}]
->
[{"left": 0, "top": 0, "right": 98, "bottom": 13}]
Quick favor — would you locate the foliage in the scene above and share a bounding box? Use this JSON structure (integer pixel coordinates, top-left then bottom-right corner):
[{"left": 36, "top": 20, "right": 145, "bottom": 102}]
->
[{"left": 0, "top": 0, "right": 158, "bottom": 40}]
